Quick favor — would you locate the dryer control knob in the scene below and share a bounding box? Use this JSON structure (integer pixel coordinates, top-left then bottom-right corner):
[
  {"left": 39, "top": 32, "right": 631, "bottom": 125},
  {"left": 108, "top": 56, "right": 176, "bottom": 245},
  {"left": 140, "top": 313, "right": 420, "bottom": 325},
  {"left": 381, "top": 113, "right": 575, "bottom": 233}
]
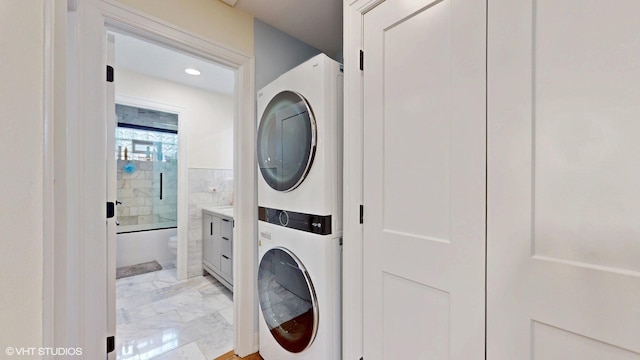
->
[{"left": 278, "top": 211, "right": 290, "bottom": 227}]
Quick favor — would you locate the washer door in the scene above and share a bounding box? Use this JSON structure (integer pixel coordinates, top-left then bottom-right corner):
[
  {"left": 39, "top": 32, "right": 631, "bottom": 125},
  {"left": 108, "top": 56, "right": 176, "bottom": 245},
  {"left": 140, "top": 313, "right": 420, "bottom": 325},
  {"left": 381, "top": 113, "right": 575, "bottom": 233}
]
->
[
  {"left": 257, "top": 91, "right": 316, "bottom": 192},
  {"left": 258, "top": 247, "right": 318, "bottom": 353}
]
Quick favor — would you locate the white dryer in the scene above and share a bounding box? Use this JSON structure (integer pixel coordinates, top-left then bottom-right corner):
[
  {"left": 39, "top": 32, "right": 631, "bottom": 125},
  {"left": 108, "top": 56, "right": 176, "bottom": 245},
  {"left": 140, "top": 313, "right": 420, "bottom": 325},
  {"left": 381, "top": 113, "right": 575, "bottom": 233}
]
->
[
  {"left": 256, "top": 53, "right": 343, "bottom": 235},
  {"left": 257, "top": 221, "right": 341, "bottom": 360}
]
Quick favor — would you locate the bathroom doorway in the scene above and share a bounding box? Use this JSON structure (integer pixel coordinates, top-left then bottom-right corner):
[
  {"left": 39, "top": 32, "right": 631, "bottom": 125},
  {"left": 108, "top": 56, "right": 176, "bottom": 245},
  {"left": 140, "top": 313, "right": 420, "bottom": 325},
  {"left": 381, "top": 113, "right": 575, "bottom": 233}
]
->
[
  {"left": 109, "top": 31, "right": 237, "bottom": 359},
  {"left": 115, "top": 103, "right": 179, "bottom": 269}
]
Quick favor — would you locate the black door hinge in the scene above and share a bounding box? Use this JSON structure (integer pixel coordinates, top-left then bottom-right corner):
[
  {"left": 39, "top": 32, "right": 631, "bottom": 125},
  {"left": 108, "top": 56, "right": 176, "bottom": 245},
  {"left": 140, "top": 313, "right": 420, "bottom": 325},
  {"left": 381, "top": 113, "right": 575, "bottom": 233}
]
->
[
  {"left": 359, "top": 205, "right": 364, "bottom": 224},
  {"left": 107, "top": 202, "right": 115, "bottom": 219},
  {"left": 106, "top": 335, "right": 115, "bottom": 353},
  {"left": 359, "top": 50, "right": 364, "bottom": 71},
  {"left": 106, "top": 65, "right": 114, "bottom": 82}
]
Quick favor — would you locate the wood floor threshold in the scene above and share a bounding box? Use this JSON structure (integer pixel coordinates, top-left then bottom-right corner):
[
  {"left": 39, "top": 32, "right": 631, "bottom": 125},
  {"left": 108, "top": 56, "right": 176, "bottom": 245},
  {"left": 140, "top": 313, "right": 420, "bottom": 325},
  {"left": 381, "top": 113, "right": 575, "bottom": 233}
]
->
[{"left": 214, "top": 350, "right": 263, "bottom": 360}]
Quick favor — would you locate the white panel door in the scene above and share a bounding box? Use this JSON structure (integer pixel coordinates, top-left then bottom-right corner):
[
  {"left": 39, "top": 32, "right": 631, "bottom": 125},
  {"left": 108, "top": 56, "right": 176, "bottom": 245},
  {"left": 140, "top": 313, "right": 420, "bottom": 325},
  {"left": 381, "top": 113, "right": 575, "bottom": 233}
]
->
[
  {"left": 106, "top": 32, "right": 117, "bottom": 360},
  {"left": 363, "top": 0, "right": 486, "bottom": 358},
  {"left": 488, "top": 0, "right": 640, "bottom": 358}
]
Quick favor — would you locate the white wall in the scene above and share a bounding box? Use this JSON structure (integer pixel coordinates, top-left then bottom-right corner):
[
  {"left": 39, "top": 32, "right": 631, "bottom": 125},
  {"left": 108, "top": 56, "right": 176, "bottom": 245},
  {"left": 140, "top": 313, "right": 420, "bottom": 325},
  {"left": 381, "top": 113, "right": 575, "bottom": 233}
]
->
[
  {"left": 0, "top": 0, "right": 44, "bottom": 350},
  {"left": 116, "top": 68, "right": 234, "bottom": 169}
]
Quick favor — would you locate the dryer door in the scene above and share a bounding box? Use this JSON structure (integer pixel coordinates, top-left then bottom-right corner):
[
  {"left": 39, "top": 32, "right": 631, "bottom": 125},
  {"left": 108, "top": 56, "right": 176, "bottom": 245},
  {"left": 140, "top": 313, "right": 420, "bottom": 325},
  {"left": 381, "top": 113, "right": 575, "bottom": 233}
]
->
[
  {"left": 257, "top": 91, "right": 316, "bottom": 192},
  {"left": 258, "top": 247, "right": 319, "bottom": 353}
]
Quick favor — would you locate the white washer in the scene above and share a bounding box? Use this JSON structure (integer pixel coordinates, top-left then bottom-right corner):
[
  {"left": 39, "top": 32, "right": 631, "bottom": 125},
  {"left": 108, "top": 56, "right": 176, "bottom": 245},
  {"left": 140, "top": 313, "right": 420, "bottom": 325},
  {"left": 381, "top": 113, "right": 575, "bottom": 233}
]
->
[
  {"left": 257, "top": 221, "right": 341, "bottom": 360},
  {"left": 256, "top": 53, "right": 343, "bottom": 235}
]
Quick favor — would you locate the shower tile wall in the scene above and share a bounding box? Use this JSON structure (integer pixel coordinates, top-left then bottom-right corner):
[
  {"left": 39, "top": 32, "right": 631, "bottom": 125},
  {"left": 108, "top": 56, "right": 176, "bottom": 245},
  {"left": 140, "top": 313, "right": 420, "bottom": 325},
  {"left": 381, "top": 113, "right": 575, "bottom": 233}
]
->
[
  {"left": 117, "top": 159, "right": 178, "bottom": 227},
  {"left": 187, "top": 168, "right": 233, "bottom": 278}
]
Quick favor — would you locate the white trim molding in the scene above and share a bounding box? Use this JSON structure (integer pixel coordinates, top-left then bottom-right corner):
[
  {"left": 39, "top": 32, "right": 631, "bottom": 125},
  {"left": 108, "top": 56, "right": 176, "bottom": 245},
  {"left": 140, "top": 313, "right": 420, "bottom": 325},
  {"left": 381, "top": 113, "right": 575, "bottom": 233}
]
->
[
  {"left": 232, "top": 56, "right": 258, "bottom": 357},
  {"left": 98, "top": 0, "right": 249, "bottom": 67},
  {"left": 342, "top": 0, "right": 384, "bottom": 359},
  {"left": 42, "top": 0, "right": 56, "bottom": 354},
  {"left": 65, "top": 0, "right": 257, "bottom": 357}
]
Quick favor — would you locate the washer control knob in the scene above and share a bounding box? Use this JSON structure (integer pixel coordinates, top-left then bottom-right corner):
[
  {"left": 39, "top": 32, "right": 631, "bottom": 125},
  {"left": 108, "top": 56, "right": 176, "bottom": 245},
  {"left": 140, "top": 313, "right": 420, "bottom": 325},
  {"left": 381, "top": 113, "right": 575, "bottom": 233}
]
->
[{"left": 279, "top": 211, "right": 290, "bottom": 227}]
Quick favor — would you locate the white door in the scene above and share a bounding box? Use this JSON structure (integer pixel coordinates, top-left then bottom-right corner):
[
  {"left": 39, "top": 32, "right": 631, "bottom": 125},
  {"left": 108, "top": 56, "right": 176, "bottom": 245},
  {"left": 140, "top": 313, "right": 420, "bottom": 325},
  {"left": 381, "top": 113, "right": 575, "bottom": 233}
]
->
[
  {"left": 487, "top": 0, "right": 640, "bottom": 358},
  {"left": 106, "top": 32, "right": 117, "bottom": 360},
  {"left": 362, "top": 0, "right": 486, "bottom": 358}
]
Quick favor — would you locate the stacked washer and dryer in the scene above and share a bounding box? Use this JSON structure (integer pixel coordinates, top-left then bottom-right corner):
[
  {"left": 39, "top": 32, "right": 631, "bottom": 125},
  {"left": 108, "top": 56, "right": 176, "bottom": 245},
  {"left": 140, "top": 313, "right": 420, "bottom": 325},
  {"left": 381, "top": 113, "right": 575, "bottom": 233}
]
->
[{"left": 256, "top": 53, "right": 343, "bottom": 360}]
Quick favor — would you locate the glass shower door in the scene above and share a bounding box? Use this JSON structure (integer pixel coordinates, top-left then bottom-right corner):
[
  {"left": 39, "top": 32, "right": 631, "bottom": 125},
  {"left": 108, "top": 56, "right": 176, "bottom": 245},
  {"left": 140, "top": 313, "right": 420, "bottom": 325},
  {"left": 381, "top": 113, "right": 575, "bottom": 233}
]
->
[
  {"left": 115, "top": 104, "right": 178, "bottom": 233},
  {"left": 152, "top": 135, "right": 178, "bottom": 231}
]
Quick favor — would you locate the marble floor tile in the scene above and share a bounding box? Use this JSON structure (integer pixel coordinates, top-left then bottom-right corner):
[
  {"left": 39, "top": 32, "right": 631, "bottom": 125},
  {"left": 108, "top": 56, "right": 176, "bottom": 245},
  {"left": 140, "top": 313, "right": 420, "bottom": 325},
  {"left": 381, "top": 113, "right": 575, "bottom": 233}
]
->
[
  {"left": 218, "top": 305, "right": 234, "bottom": 326},
  {"left": 151, "top": 342, "right": 206, "bottom": 360},
  {"left": 157, "top": 259, "right": 176, "bottom": 269},
  {"left": 196, "top": 327, "right": 233, "bottom": 360},
  {"left": 116, "top": 264, "right": 233, "bottom": 360},
  {"left": 118, "top": 310, "right": 183, "bottom": 340},
  {"left": 116, "top": 339, "right": 139, "bottom": 360}
]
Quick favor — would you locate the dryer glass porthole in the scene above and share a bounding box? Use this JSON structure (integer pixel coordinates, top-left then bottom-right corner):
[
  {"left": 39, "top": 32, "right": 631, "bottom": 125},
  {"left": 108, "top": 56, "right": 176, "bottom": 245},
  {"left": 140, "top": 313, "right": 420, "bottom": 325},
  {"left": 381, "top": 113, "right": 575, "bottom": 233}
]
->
[
  {"left": 257, "top": 91, "right": 316, "bottom": 192},
  {"left": 258, "top": 247, "right": 318, "bottom": 353}
]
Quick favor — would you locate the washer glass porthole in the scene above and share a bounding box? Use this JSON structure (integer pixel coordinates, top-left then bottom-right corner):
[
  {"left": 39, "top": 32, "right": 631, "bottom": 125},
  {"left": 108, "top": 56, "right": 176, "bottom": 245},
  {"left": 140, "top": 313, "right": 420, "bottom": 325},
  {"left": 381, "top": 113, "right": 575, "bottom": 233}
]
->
[
  {"left": 257, "top": 91, "right": 316, "bottom": 192},
  {"left": 258, "top": 247, "right": 318, "bottom": 353}
]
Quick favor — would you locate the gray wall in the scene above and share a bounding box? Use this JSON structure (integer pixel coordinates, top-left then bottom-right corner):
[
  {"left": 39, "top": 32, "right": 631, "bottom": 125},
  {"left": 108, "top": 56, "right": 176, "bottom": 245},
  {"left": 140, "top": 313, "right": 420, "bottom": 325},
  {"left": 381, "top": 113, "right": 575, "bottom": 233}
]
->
[{"left": 254, "top": 19, "right": 321, "bottom": 91}]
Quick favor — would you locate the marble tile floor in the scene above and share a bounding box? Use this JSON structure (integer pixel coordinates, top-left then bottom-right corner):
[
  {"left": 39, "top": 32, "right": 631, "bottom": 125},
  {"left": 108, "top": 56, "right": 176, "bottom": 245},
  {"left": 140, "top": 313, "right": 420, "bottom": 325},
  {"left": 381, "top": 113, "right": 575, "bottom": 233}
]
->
[{"left": 116, "top": 260, "right": 234, "bottom": 360}]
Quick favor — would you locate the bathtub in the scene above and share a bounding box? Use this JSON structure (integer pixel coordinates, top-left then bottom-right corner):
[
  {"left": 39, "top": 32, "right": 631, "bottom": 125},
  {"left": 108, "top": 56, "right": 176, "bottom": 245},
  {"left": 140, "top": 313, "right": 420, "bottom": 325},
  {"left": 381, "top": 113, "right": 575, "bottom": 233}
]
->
[{"left": 116, "top": 227, "right": 177, "bottom": 268}]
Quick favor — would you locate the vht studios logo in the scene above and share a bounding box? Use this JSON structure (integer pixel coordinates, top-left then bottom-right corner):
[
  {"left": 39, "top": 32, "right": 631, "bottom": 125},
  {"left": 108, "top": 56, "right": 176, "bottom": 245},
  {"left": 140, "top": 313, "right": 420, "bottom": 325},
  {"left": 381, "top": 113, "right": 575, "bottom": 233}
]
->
[{"left": 5, "top": 347, "right": 83, "bottom": 356}]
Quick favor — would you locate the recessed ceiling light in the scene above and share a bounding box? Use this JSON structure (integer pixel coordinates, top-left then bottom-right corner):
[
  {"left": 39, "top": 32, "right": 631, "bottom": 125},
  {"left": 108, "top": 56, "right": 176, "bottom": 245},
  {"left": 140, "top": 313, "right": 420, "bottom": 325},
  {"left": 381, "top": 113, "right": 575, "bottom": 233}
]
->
[{"left": 185, "top": 68, "right": 201, "bottom": 76}]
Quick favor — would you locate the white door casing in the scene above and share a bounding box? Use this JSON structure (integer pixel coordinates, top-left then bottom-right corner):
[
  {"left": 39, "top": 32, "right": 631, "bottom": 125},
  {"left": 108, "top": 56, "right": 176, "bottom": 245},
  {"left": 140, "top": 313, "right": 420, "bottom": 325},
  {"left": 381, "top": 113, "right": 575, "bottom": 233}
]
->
[
  {"left": 487, "top": 0, "right": 640, "bottom": 358},
  {"left": 106, "top": 32, "right": 117, "bottom": 360},
  {"left": 362, "top": 0, "right": 486, "bottom": 358},
  {"left": 66, "top": 0, "right": 257, "bottom": 357}
]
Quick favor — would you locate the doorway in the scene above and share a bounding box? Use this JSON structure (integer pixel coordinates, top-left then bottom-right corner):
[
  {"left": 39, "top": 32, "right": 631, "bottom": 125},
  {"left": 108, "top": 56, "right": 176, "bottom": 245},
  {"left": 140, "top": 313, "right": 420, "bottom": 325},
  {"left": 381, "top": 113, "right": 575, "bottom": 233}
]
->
[
  {"left": 65, "top": 2, "right": 256, "bottom": 357},
  {"left": 108, "top": 31, "right": 238, "bottom": 359}
]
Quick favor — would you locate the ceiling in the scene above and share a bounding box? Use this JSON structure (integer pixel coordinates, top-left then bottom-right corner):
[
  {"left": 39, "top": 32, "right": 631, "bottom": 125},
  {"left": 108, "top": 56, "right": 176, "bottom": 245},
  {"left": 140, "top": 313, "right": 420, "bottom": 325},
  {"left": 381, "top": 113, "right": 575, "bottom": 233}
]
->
[
  {"left": 114, "top": 33, "right": 235, "bottom": 95},
  {"left": 229, "top": 0, "right": 343, "bottom": 56},
  {"left": 114, "top": 1, "right": 343, "bottom": 93}
]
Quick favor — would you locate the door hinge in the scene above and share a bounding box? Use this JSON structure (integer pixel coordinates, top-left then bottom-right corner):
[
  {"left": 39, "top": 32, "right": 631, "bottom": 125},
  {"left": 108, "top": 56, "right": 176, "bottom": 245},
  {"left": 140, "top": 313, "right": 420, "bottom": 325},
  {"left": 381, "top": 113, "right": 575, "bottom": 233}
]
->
[
  {"left": 107, "top": 202, "right": 115, "bottom": 219},
  {"left": 106, "top": 65, "right": 114, "bottom": 82},
  {"left": 106, "top": 335, "right": 115, "bottom": 353},
  {"left": 359, "top": 50, "right": 364, "bottom": 71},
  {"left": 359, "top": 205, "right": 364, "bottom": 224}
]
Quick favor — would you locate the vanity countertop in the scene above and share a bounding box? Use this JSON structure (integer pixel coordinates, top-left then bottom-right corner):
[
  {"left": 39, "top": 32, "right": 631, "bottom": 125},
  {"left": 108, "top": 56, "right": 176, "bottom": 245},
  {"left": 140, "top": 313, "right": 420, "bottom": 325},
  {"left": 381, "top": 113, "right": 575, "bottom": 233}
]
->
[{"left": 201, "top": 205, "right": 234, "bottom": 219}]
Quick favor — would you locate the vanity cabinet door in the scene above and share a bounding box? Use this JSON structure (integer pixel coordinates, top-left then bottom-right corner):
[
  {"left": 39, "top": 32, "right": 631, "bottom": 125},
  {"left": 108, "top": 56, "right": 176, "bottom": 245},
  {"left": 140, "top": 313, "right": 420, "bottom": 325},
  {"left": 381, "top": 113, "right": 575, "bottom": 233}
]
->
[
  {"left": 202, "top": 214, "right": 213, "bottom": 266},
  {"left": 203, "top": 214, "right": 221, "bottom": 270}
]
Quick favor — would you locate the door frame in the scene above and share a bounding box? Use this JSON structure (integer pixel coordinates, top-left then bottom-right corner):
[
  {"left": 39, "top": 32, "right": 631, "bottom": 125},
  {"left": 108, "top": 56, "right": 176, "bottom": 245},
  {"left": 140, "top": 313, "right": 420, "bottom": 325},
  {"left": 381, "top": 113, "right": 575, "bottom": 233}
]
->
[
  {"left": 65, "top": 0, "right": 257, "bottom": 357},
  {"left": 112, "top": 94, "right": 186, "bottom": 278},
  {"left": 342, "top": 0, "right": 385, "bottom": 359}
]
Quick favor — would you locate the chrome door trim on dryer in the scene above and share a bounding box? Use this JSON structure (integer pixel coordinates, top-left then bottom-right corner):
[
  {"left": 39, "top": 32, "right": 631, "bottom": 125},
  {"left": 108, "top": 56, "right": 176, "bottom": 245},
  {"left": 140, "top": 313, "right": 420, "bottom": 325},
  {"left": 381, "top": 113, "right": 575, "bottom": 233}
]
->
[
  {"left": 258, "top": 246, "right": 319, "bottom": 353},
  {"left": 257, "top": 90, "right": 317, "bottom": 192}
]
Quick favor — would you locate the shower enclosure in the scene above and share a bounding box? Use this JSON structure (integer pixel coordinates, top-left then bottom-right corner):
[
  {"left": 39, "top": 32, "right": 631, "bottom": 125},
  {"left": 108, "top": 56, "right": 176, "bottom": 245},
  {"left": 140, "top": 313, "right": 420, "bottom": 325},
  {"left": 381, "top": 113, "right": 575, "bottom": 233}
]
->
[{"left": 115, "top": 104, "right": 178, "bottom": 233}]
